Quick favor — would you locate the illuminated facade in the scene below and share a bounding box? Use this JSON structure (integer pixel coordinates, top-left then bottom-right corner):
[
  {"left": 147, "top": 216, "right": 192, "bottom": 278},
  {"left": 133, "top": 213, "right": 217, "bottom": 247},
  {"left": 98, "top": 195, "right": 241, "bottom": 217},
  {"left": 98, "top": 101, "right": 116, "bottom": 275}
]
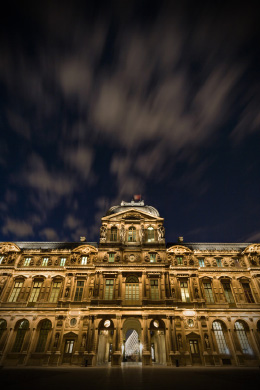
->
[{"left": 0, "top": 200, "right": 260, "bottom": 367}]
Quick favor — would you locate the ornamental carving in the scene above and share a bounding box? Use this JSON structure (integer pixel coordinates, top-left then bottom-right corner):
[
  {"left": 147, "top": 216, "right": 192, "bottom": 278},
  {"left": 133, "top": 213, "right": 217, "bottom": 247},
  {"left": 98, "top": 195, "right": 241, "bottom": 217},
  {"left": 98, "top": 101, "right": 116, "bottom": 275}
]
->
[
  {"left": 167, "top": 245, "right": 192, "bottom": 255},
  {"left": 0, "top": 243, "right": 20, "bottom": 253},
  {"left": 72, "top": 245, "right": 98, "bottom": 254}
]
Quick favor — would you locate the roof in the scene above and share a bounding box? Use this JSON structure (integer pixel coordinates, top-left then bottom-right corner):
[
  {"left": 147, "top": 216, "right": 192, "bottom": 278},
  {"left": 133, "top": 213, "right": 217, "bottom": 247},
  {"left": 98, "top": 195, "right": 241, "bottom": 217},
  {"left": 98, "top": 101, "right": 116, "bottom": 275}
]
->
[
  {"left": 12, "top": 242, "right": 98, "bottom": 250},
  {"left": 167, "top": 242, "right": 252, "bottom": 251},
  {"left": 106, "top": 200, "right": 160, "bottom": 217}
]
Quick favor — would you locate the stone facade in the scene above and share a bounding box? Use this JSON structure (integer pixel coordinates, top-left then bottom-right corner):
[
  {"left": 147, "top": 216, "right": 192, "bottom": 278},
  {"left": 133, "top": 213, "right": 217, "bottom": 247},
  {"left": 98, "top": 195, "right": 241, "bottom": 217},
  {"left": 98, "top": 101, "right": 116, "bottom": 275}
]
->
[{"left": 0, "top": 200, "right": 260, "bottom": 367}]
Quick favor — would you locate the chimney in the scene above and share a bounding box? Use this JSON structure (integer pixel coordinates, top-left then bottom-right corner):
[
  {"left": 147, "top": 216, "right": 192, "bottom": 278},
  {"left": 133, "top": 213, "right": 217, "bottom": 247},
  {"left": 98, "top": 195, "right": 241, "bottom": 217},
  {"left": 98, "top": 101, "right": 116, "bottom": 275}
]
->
[
  {"left": 178, "top": 236, "right": 183, "bottom": 243},
  {"left": 80, "top": 236, "right": 86, "bottom": 242}
]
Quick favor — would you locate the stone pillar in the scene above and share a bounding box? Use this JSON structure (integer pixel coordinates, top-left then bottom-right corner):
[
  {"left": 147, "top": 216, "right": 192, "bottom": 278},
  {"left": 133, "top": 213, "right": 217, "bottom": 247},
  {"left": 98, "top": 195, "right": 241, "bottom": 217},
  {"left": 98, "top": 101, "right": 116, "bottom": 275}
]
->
[
  {"left": 227, "top": 327, "right": 238, "bottom": 365},
  {"left": 85, "top": 316, "right": 98, "bottom": 366},
  {"left": 0, "top": 327, "right": 14, "bottom": 365},
  {"left": 165, "top": 316, "right": 174, "bottom": 365},
  {"left": 142, "top": 315, "right": 151, "bottom": 365},
  {"left": 24, "top": 326, "right": 37, "bottom": 365},
  {"left": 111, "top": 315, "right": 122, "bottom": 366}
]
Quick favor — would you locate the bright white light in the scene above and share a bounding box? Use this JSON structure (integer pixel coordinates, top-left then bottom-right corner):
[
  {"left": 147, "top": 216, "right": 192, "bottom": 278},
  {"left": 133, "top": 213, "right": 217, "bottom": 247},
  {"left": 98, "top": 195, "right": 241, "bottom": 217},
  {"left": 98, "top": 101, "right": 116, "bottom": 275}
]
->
[{"left": 104, "top": 320, "right": 111, "bottom": 328}]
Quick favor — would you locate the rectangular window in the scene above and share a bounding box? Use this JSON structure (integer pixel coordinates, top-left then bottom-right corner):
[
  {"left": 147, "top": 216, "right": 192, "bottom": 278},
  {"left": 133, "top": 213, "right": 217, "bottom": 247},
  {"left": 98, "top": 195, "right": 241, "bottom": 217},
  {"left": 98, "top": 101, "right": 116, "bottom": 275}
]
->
[
  {"left": 222, "top": 282, "right": 234, "bottom": 303},
  {"left": 74, "top": 281, "right": 84, "bottom": 301},
  {"left": 49, "top": 281, "right": 61, "bottom": 303},
  {"left": 60, "top": 258, "right": 66, "bottom": 266},
  {"left": 24, "top": 257, "right": 31, "bottom": 266},
  {"left": 125, "top": 283, "right": 139, "bottom": 302},
  {"left": 105, "top": 279, "right": 114, "bottom": 300},
  {"left": 0, "top": 256, "right": 4, "bottom": 264},
  {"left": 216, "top": 258, "right": 222, "bottom": 267},
  {"left": 8, "top": 280, "right": 23, "bottom": 302},
  {"left": 203, "top": 282, "right": 214, "bottom": 303},
  {"left": 109, "top": 253, "right": 115, "bottom": 263},
  {"left": 110, "top": 228, "right": 117, "bottom": 241},
  {"left": 147, "top": 227, "right": 155, "bottom": 242},
  {"left": 198, "top": 258, "right": 205, "bottom": 267},
  {"left": 189, "top": 340, "right": 199, "bottom": 354},
  {"left": 177, "top": 256, "right": 183, "bottom": 265},
  {"left": 242, "top": 283, "right": 254, "bottom": 303},
  {"left": 128, "top": 228, "right": 136, "bottom": 242},
  {"left": 180, "top": 281, "right": 190, "bottom": 302},
  {"left": 42, "top": 258, "right": 49, "bottom": 266},
  {"left": 81, "top": 256, "right": 88, "bottom": 265},
  {"left": 150, "top": 253, "right": 156, "bottom": 263},
  {"left": 29, "top": 281, "right": 43, "bottom": 302},
  {"left": 65, "top": 340, "right": 74, "bottom": 354},
  {"left": 150, "top": 279, "right": 159, "bottom": 300}
]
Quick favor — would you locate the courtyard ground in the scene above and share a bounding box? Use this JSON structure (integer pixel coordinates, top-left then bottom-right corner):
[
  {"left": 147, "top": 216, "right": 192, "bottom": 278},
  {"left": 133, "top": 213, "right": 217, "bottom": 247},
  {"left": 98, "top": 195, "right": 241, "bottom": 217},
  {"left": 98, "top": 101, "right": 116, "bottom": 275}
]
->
[{"left": 1, "top": 366, "right": 260, "bottom": 390}]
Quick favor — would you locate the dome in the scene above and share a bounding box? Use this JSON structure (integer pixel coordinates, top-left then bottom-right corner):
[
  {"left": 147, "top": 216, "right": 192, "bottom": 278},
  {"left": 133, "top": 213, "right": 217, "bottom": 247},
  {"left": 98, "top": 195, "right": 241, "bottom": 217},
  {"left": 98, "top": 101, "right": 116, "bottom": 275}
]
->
[{"left": 106, "top": 200, "right": 160, "bottom": 217}]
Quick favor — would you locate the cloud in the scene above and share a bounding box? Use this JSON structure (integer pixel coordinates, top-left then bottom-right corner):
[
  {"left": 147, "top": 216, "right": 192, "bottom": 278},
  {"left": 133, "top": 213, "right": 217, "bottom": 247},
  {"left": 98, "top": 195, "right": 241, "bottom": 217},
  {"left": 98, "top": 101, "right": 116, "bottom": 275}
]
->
[
  {"left": 2, "top": 218, "right": 33, "bottom": 238},
  {"left": 6, "top": 110, "right": 31, "bottom": 140},
  {"left": 39, "top": 228, "right": 58, "bottom": 241},
  {"left": 245, "top": 231, "right": 260, "bottom": 243},
  {"left": 61, "top": 146, "right": 94, "bottom": 180},
  {"left": 64, "top": 214, "right": 82, "bottom": 230}
]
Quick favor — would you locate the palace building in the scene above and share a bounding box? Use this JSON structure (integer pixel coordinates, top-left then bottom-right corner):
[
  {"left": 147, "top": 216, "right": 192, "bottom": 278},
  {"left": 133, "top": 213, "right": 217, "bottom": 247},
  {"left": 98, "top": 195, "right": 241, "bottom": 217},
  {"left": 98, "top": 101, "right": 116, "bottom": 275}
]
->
[{"left": 0, "top": 200, "right": 260, "bottom": 367}]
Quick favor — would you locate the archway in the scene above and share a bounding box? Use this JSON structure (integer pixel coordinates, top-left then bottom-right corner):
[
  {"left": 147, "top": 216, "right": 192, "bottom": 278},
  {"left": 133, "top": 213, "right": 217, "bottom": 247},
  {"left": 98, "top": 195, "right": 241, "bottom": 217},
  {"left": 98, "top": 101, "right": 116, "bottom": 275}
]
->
[
  {"left": 97, "top": 319, "right": 114, "bottom": 364},
  {"left": 150, "top": 319, "right": 166, "bottom": 364},
  {"left": 61, "top": 332, "right": 78, "bottom": 364},
  {"left": 122, "top": 318, "right": 142, "bottom": 363}
]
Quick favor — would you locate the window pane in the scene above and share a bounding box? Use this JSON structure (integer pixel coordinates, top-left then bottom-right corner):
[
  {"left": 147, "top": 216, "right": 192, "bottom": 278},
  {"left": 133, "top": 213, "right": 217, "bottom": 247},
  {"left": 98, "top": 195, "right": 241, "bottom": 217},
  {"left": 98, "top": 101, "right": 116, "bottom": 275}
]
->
[
  {"left": 180, "top": 281, "right": 190, "bottom": 302},
  {"left": 177, "top": 256, "right": 183, "bottom": 265},
  {"left": 8, "top": 281, "right": 23, "bottom": 302},
  {"left": 29, "top": 281, "right": 42, "bottom": 302},
  {"left": 110, "top": 228, "right": 117, "bottom": 241},
  {"left": 235, "top": 322, "right": 252, "bottom": 354},
  {"left": 147, "top": 227, "right": 154, "bottom": 242},
  {"left": 242, "top": 283, "right": 254, "bottom": 303},
  {"left": 0, "top": 256, "right": 4, "bottom": 264},
  {"left": 49, "top": 281, "right": 61, "bottom": 303},
  {"left": 74, "top": 281, "right": 84, "bottom": 301},
  {"left": 24, "top": 258, "right": 31, "bottom": 266},
  {"left": 203, "top": 283, "right": 214, "bottom": 303},
  {"left": 128, "top": 227, "right": 136, "bottom": 242},
  {"left": 125, "top": 281, "right": 139, "bottom": 301},
  {"left": 81, "top": 257, "right": 88, "bottom": 265},
  {"left": 213, "top": 321, "right": 229, "bottom": 354},
  {"left": 60, "top": 258, "right": 66, "bottom": 266},
  {"left": 109, "top": 253, "right": 115, "bottom": 263},
  {"left": 42, "top": 258, "right": 49, "bottom": 266},
  {"left": 199, "top": 259, "right": 205, "bottom": 267},
  {"left": 105, "top": 279, "right": 114, "bottom": 299},
  {"left": 150, "top": 280, "right": 159, "bottom": 300},
  {"left": 150, "top": 253, "right": 156, "bottom": 263},
  {"left": 222, "top": 283, "right": 234, "bottom": 303},
  {"left": 35, "top": 320, "right": 52, "bottom": 352}
]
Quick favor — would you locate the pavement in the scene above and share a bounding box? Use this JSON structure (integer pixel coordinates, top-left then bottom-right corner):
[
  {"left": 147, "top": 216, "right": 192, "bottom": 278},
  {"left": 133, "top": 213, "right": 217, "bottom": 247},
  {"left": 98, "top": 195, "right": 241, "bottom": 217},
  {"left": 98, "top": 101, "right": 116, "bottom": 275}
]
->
[{"left": 1, "top": 366, "right": 260, "bottom": 390}]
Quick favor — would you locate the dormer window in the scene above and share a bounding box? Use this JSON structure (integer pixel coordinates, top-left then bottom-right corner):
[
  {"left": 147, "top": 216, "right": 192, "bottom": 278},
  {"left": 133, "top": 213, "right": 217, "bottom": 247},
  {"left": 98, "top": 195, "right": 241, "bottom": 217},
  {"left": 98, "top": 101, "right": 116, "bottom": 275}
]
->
[
  {"left": 147, "top": 227, "right": 155, "bottom": 242},
  {"left": 176, "top": 256, "right": 183, "bottom": 265},
  {"left": 24, "top": 257, "right": 31, "bottom": 266},
  {"left": 128, "top": 227, "right": 136, "bottom": 242},
  {"left": 150, "top": 253, "right": 156, "bottom": 263},
  {"left": 216, "top": 258, "right": 222, "bottom": 267},
  {"left": 81, "top": 256, "right": 88, "bottom": 265},
  {"left": 110, "top": 227, "right": 118, "bottom": 241},
  {"left": 198, "top": 258, "right": 205, "bottom": 267},
  {"left": 60, "top": 258, "right": 66, "bottom": 266},
  {"left": 0, "top": 256, "right": 4, "bottom": 264},
  {"left": 42, "top": 258, "right": 49, "bottom": 266},
  {"left": 109, "top": 253, "right": 115, "bottom": 263}
]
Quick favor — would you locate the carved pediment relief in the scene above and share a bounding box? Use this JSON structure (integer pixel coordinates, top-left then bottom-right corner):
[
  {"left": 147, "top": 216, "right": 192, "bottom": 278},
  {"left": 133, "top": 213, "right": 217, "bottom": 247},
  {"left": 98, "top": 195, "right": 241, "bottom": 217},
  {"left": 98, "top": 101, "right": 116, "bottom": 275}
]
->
[
  {"left": 102, "top": 208, "right": 162, "bottom": 222},
  {"left": 72, "top": 245, "right": 98, "bottom": 254},
  {"left": 0, "top": 242, "right": 20, "bottom": 253},
  {"left": 167, "top": 245, "right": 192, "bottom": 255},
  {"left": 243, "top": 244, "right": 260, "bottom": 254}
]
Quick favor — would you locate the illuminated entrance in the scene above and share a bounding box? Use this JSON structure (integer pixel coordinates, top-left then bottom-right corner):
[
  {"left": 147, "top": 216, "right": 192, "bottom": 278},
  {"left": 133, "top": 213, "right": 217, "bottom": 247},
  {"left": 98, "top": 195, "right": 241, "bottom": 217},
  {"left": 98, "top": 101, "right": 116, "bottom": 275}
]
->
[
  {"left": 122, "top": 318, "right": 142, "bottom": 363},
  {"left": 97, "top": 319, "right": 114, "bottom": 364}
]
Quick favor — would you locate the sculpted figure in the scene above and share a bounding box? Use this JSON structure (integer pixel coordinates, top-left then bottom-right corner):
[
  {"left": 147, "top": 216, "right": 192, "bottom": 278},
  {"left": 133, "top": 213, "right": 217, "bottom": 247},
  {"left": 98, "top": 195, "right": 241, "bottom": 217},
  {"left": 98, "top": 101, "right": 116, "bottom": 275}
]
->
[
  {"left": 139, "top": 224, "right": 145, "bottom": 242},
  {"left": 204, "top": 334, "right": 210, "bottom": 349},
  {"left": 120, "top": 225, "right": 125, "bottom": 242},
  {"left": 177, "top": 334, "right": 183, "bottom": 349},
  {"left": 158, "top": 225, "right": 165, "bottom": 241},
  {"left": 194, "top": 288, "right": 199, "bottom": 299},
  {"left": 54, "top": 333, "right": 59, "bottom": 348},
  {"left": 100, "top": 225, "right": 107, "bottom": 240},
  {"left": 81, "top": 334, "right": 86, "bottom": 348}
]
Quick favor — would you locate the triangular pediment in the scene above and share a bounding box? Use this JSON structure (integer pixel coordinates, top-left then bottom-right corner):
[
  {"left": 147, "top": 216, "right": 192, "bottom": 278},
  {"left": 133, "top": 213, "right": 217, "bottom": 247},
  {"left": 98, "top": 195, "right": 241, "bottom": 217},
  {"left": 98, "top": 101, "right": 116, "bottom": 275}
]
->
[
  {"left": 102, "top": 208, "right": 163, "bottom": 222},
  {"left": 0, "top": 242, "right": 21, "bottom": 253}
]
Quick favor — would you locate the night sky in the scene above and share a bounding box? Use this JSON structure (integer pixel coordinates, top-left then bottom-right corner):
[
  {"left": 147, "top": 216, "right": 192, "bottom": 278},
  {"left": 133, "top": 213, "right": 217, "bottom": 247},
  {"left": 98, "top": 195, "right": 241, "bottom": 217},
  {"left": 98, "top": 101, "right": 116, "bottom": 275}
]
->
[{"left": 0, "top": 1, "right": 260, "bottom": 244}]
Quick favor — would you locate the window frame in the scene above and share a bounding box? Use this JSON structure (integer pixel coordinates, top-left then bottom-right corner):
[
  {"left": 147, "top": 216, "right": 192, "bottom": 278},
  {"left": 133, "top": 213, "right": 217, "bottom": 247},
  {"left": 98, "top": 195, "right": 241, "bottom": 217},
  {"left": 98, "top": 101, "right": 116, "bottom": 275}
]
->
[
  {"left": 24, "top": 257, "right": 31, "bottom": 266},
  {"left": 104, "top": 279, "right": 114, "bottom": 300},
  {"left": 110, "top": 227, "right": 118, "bottom": 241},
  {"left": 81, "top": 256, "right": 88, "bottom": 265},
  {"left": 128, "top": 226, "right": 136, "bottom": 242},
  {"left": 41, "top": 257, "right": 49, "bottom": 266},
  {"left": 60, "top": 257, "right": 66, "bottom": 266},
  {"left": 203, "top": 281, "right": 215, "bottom": 303},
  {"left": 147, "top": 226, "right": 155, "bottom": 242},
  {"left": 49, "top": 280, "right": 62, "bottom": 303},
  {"left": 74, "top": 280, "right": 85, "bottom": 301},
  {"left": 150, "top": 279, "right": 159, "bottom": 300},
  {"left": 29, "top": 280, "right": 43, "bottom": 303},
  {"left": 8, "top": 279, "right": 24, "bottom": 302},
  {"left": 180, "top": 280, "right": 190, "bottom": 302}
]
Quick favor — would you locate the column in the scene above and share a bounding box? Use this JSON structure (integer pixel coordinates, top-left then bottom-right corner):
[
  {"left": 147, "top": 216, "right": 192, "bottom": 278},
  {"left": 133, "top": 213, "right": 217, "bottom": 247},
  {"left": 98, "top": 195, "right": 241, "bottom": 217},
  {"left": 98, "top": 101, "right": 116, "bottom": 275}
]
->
[
  {"left": 142, "top": 315, "right": 151, "bottom": 365},
  {"left": 111, "top": 315, "right": 122, "bottom": 366},
  {"left": 165, "top": 316, "right": 174, "bottom": 365}
]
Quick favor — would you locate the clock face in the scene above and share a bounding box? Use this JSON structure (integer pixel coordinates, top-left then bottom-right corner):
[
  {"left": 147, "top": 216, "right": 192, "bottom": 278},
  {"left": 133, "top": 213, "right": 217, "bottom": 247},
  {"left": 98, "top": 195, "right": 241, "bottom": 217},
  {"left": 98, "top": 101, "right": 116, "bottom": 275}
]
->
[{"left": 129, "top": 254, "right": 135, "bottom": 262}]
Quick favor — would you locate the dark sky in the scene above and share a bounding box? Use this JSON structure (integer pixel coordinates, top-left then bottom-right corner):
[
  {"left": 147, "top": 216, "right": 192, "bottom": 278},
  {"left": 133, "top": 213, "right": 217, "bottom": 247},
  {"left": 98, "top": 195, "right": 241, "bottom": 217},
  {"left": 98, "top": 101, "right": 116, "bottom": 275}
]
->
[{"left": 0, "top": 1, "right": 260, "bottom": 243}]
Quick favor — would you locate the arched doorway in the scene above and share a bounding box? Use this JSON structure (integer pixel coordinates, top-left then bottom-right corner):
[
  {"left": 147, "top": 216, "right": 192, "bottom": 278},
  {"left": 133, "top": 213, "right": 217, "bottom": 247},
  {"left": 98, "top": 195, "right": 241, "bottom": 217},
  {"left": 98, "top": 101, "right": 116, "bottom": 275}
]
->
[
  {"left": 122, "top": 318, "right": 142, "bottom": 363},
  {"left": 150, "top": 319, "right": 166, "bottom": 364},
  {"left": 97, "top": 319, "right": 114, "bottom": 365},
  {"left": 61, "top": 332, "right": 78, "bottom": 364}
]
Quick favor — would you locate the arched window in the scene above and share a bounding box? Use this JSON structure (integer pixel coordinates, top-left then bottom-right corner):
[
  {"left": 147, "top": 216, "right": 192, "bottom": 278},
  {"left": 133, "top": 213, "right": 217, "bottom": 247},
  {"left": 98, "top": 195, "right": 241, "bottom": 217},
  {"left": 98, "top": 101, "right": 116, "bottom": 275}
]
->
[
  {"left": 147, "top": 227, "right": 155, "bottom": 242},
  {"left": 0, "top": 319, "right": 7, "bottom": 341},
  {"left": 125, "top": 276, "right": 139, "bottom": 302},
  {"left": 12, "top": 320, "right": 29, "bottom": 352},
  {"left": 110, "top": 227, "right": 118, "bottom": 241},
  {"left": 128, "top": 227, "right": 136, "bottom": 242},
  {"left": 49, "top": 280, "right": 62, "bottom": 303},
  {"left": 234, "top": 321, "right": 252, "bottom": 354},
  {"left": 212, "top": 321, "right": 229, "bottom": 354},
  {"left": 35, "top": 320, "right": 52, "bottom": 352}
]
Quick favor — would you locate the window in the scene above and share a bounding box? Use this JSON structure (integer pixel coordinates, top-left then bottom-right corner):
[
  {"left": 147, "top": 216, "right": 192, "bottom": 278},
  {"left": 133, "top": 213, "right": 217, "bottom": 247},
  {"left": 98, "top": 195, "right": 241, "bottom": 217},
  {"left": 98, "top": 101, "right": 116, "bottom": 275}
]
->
[
  {"left": 198, "top": 258, "right": 205, "bottom": 267},
  {"left": 128, "top": 227, "right": 136, "bottom": 242},
  {"left": 110, "top": 227, "right": 117, "bottom": 241},
  {"left": 234, "top": 321, "right": 252, "bottom": 354},
  {"left": 0, "top": 256, "right": 5, "bottom": 264},
  {"left": 177, "top": 256, "right": 183, "bottom": 265},
  {"left": 125, "top": 276, "right": 139, "bottom": 302},
  {"left": 49, "top": 281, "right": 61, "bottom": 303},
  {"left": 42, "top": 258, "right": 49, "bottom": 266},
  {"left": 150, "top": 279, "right": 159, "bottom": 300},
  {"left": 242, "top": 282, "right": 254, "bottom": 303},
  {"left": 212, "top": 321, "right": 229, "bottom": 354},
  {"left": 203, "top": 282, "right": 214, "bottom": 303},
  {"left": 81, "top": 256, "right": 88, "bottom": 265},
  {"left": 216, "top": 258, "right": 222, "bottom": 267},
  {"left": 147, "top": 227, "right": 155, "bottom": 242},
  {"left": 180, "top": 281, "right": 190, "bottom": 302},
  {"left": 105, "top": 279, "right": 114, "bottom": 300},
  {"left": 109, "top": 253, "right": 115, "bottom": 263},
  {"left": 65, "top": 340, "right": 74, "bottom": 354},
  {"left": 24, "top": 257, "right": 31, "bottom": 266},
  {"left": 60, "top": 258, "right": 66, "bottom": 266},
  {"left": 222, "top": 282, "right": 234, "bottom": 303},
  {"left": 0, "top": 319, "right": 7, "bottom": 341},
  {"left": 74, "top": 281, "right": 84, "bottom": 301},
  {"left": 8, "top": 280, "right": 23, "bottom": 302},
  {"left": 189, "top": 340, "right": 199, "bottom": 354},
  {"left": 29, "top": 280, "right": 43, "bottom": 302},
  {"left": 12, "top": 320, "right": 29, "bottom": 353},
  {"left": 35, "top": 320, "right": 52, "bottom": 352},
  {"left": 150, "top": 253, "right": 156, "bottom": 263}
]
